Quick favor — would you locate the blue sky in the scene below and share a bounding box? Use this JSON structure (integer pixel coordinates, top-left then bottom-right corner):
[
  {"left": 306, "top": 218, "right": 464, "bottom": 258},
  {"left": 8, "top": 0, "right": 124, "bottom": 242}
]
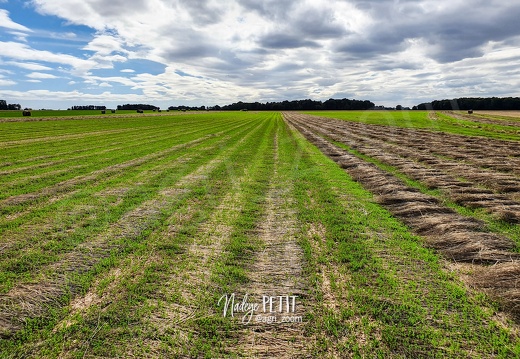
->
[{"left": 1, "top": 0, "right": 520, "bottom": 109}]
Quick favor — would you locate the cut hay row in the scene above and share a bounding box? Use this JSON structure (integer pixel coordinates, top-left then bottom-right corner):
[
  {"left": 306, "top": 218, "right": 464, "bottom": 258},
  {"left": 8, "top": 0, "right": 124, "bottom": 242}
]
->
[
  {"left": 285, "top": 112, "right": 520, "bottom": 318},
  {"left": 3, "top": 112, "right": 520, "bottom": 357},
  {"left": 292, "top": 114, "right": 520, "bottom": 223},
  {"left": 306, "top": 114, "right": 520, "bottom": 174},
  {"left": 283, "top": 117, "right": 520, "bottom": 357},
  {"left": 231, "top": 131, "right": 308, "bottom": 357},
  {"left": 443, "top": 111, "right": 520, "bottom": 127},
  {"left": 299, "top": 113, "right": 520, "bottom": 173}
]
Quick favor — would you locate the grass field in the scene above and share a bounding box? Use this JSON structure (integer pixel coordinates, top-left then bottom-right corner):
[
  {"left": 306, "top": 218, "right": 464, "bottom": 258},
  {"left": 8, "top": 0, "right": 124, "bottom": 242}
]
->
[{"left": 1, "top": 110, "right": 520, "bottom": 357}]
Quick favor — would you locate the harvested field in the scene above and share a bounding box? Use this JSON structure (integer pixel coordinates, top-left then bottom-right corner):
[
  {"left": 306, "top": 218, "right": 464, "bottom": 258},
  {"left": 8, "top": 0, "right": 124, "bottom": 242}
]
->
[
  {"left": 289, "top": 113, "right": 520, "bottom": 222},
  {"left": 285, "top": 112, "right": 520, "bottom": 322},
  {"left": 2, "top": 111, "right": 520, "bottom": 357}
]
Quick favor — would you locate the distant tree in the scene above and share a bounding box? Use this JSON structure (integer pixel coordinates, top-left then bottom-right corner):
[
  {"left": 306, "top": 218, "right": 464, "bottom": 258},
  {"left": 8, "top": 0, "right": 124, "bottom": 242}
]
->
[
  {"left": 1, "top": 100, "right": 22, "bottom": 110},
  {"left": 416, "top": 97, "right": 520, "bottom": 111},
  {"left": 118, "top": 104, "right": 158, "bottom": 111},
  {"left": 396, "top": 105, "right": 403, "bottom": 110},
  {"left": 217, "top": 98, "right": 375, "bottom": 111}
]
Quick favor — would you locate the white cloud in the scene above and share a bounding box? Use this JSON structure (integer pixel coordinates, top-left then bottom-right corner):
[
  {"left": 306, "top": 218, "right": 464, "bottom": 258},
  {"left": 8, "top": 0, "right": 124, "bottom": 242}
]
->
[
  {"left": 0, "top": 79, "right": 17, "bottom": 86},
  {"left": 0, "top": 41, "right": 96, "bottom": 73},
  {"left": 10, "top": 0, "right": 520, "bottom": 108},
  {"left": 0, "top": 9, "right": 32, "bottom": 32},
  {"left": 26, "top": 72, "right": 59, "bottom": 79},
  {"left": 8, "top": 31, "right": 30, "bottom": 42},
  {"left": 83, "top": 33, "right": 127, "bottom": 56},
  {"left": 7, "top": 62, "right": 53, "bottom": 71}
]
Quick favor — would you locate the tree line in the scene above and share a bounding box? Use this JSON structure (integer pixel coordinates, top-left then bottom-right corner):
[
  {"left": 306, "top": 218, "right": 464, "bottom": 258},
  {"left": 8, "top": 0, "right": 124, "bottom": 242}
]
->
[
  {"left": 415, "top": 97, "right": 520, "bottom": 110},
  {"left": 0, "top": 100, "right": 21, "bottom": 110},
  {"left": 117, "top": 104, "right": 159, "bottom": 111},
  {"left": 5, "top": 96, "right": 520, "bottom": 113},
  {"left": 217, "top": 98, "right": 375, "bottom": 111}
]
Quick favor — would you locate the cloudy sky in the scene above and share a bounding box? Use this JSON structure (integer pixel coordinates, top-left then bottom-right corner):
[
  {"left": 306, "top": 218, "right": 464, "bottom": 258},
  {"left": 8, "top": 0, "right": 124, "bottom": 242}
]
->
[{"left": 1, "top": 0, "right": 520, "bottom": 109}]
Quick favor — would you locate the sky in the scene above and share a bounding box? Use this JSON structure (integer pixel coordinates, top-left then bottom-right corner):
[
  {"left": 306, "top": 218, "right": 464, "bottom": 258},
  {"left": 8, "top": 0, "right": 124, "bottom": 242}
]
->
[{"left": 1, "top": 0, "right": 520, "bottom": 109}]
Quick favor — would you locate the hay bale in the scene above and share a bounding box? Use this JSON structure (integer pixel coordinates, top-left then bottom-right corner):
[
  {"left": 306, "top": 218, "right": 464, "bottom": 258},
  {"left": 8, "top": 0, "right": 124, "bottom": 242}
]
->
[
  {"left": 101, "top": 110, "right": 106, "bottom": 114},
  {"left": 22, "top": 110, "right": 31, "bottom": 116},
  {"left": 137, "top": 109, "right": 143, "bottom": 113}
]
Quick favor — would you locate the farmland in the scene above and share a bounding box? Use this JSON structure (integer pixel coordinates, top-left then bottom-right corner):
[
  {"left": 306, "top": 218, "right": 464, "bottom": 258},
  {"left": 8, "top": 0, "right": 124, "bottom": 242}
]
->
[{"left": 1, "top": 110, "right": 520, "bottom": 357}]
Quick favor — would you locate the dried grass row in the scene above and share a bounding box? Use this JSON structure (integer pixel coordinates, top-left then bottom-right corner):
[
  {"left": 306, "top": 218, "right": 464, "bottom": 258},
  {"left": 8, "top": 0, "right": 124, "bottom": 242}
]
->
[
  {"left": 287, "top": 112, "right": 520, "bottom": 320},
  {"left": 294, "top": 115, "right": 520, "bottom": 223}
]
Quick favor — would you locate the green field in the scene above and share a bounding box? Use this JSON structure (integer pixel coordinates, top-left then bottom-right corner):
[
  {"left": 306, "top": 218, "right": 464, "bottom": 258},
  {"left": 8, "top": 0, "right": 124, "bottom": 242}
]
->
[{"left": 1, "top": 111, "right": 520, "bottom": 357}]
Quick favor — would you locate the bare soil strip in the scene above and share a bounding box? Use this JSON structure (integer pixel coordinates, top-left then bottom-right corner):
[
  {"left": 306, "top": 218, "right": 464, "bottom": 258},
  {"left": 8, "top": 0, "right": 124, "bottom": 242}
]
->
[
  {"left": 284, "top": 112, "right": 520, "bottom": 318},
  {"left": 233, "top": 132, "right": 308, "bottom": 358}
]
